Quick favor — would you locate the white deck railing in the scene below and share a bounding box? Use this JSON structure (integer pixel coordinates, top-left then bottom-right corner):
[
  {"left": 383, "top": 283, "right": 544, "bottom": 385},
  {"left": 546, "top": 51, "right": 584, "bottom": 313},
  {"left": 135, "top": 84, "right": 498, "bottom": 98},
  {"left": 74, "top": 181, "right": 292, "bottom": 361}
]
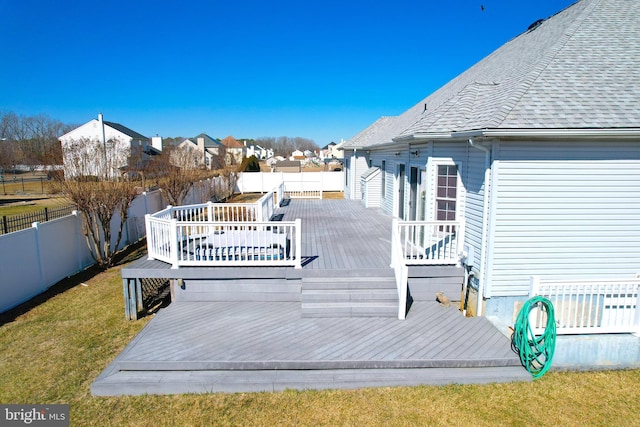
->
[
  {"left": 145, "top": 183, "right": 301, "bottom": 269},
  {"left": 391, "top": 219, "right": 409, "bottom": 320},
  {"left": 394, "top": 220, "right": 463, "bottom": 265},
  {"left": 284, "top": 180, "right": 322, "bottom": 199},
  {"left": 390, "top": 219, "right": 463, "bottom": 319},
  {"left": 529, "top": 276, "right": 640, "bottom": 335}
]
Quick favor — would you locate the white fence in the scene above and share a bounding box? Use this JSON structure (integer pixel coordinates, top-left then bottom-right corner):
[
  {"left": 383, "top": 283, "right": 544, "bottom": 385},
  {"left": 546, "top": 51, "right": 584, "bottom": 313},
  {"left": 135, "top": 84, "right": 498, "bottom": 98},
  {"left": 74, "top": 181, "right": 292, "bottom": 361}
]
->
[
  {"left": 529, "top": 276, "right": 640, "bottom": 334},
  {"left": 237, "top": 171, "right": 343, "bottom": 196},
  {"left": 0, "top": 190, "right": 165, "bottom": 314}
]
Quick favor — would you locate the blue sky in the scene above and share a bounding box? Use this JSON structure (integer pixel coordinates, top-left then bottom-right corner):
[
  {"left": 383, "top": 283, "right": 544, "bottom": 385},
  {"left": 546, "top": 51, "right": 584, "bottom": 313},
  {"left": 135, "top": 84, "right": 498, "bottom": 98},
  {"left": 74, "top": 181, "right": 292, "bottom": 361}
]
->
[{"left": 1, "top": 0, "right": 576, "bottom": 145}]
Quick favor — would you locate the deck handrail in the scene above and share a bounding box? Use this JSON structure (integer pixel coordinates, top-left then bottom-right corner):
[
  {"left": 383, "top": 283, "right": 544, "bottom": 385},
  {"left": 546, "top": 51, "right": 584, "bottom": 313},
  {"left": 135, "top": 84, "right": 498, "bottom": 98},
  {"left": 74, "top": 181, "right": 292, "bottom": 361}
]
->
[
  {"left": 390, "top": 219, "right": 464, "bottom": 320},
  {"left": 146, "top": 219, "right": 302, "bottom": 269},
  {"left": 284, "top": 180, "right": 322, "bottom": 199},
  {"left": 391, "top": 218, "right": 409, "bottom": 320},
  {"left": 396, "top": 220, "right": 463, "bottom": 265},
  {"left": 530, "top": 276, "right": 640, "bottom": 335},
  {"left": 145, "top": 183, "right": 301, "bottom": 269}
]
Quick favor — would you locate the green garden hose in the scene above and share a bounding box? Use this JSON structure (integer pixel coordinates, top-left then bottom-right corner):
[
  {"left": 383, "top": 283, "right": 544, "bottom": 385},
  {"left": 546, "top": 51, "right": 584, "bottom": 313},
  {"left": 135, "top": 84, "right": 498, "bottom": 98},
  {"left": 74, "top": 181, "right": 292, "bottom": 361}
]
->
[{"left": 512, "top": 296, "right": 556, "bottom": 378}]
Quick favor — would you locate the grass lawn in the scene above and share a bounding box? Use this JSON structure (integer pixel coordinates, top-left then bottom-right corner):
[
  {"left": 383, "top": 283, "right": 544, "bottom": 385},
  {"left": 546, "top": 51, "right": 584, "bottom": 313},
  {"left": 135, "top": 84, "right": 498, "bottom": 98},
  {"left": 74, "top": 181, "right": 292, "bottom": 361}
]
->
[
  {"left": 0, "top": 196, "right": 72, "bottom": 217},
  {"left": 1, "top": 256, "right": 639, "bottom": 426}
]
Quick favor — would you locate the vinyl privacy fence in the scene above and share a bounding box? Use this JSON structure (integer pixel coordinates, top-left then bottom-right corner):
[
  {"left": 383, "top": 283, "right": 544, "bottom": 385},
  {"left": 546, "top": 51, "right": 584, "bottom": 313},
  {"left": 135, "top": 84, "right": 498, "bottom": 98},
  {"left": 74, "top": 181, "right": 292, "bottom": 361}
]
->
[
  {"left": 0, "top": 190, "right": 165, "bottom": 313},
  {"left": 0, "top": 172, "right": 344, "bottom": 313}
]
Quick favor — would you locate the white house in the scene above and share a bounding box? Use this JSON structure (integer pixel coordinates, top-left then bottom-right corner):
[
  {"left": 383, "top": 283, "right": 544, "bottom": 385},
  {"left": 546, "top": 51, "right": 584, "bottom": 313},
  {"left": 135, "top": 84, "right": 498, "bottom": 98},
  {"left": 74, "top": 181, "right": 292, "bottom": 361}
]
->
[
  {"left": 59, "top": 113, "right": 153, "bottom": 178},
  {"left": 244, "top": 141, "right": 273, "bottom": 160},
  {"left": 220, "top": 136, "right": 247, "bottom": 165},
  {"left": 342, "top": 0, "right": 640, "bottom": 369},
  {"left": 178, "top": 133, "right": 223, "bottom": 169},
  {"left": 320, "top": 139, "right": 345, "bottom": 161}
]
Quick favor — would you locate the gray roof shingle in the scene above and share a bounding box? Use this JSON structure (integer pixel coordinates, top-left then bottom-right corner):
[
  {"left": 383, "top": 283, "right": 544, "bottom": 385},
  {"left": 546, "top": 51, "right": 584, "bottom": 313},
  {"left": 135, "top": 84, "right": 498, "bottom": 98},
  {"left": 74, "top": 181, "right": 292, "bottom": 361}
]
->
[
  {"left": 103, "top": 121, "right": 149, "bottom": 141},
  {"left": 344, "top": 0, "right": 640, "bottom": 149}
]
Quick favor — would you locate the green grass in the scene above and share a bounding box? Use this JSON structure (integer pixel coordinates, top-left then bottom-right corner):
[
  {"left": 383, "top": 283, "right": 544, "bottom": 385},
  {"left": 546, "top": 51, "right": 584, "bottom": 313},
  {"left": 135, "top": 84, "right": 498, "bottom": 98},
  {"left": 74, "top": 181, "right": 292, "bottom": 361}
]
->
[
  {"left": 0, "top": 196, "right": 71, "bottom": 216},
  {"left": 1, "top": 258, "right": 639, "bottom": 426}
]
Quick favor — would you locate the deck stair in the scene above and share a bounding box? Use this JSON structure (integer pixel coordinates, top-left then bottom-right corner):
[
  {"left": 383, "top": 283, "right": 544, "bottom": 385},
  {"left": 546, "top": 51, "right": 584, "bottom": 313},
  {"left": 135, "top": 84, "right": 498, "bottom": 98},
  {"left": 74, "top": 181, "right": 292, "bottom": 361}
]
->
[{"left": 301, "top": 268, "right": 397, "bottom": 318}]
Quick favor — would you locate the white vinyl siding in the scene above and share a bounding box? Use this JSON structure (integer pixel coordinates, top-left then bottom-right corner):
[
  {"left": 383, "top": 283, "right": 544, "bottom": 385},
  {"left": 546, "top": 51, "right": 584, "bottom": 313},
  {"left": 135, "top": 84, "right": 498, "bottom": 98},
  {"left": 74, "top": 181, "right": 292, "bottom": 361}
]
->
[
  {"left": 486, "top": 140, "right": 640, "bottom": 297},
  {"left": 361, "top": 167, "right": 381, "bottom": 208},
  {"left": 461, "top": 146, "right": 489, "bottom": 273},
  {"left": 345, "top": 152, "right": 370, "bottom": 200},
  {"left": 370, "top": 150, "right": 402, "bottom": 215}
]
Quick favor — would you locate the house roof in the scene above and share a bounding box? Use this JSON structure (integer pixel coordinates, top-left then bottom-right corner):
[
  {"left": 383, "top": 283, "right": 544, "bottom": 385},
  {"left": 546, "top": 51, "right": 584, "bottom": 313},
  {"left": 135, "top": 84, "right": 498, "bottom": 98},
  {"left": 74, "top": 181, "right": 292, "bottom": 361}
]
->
[
  {"left": 190, "top": 133, "right": 222, "bottom": 147},
  {"left": 344, "top": 0, "right": 640, "bottom": 149},
  {"left": 104, "top": 121, "right": 149, "bottom": 141},
  {"left": 220, "top": 135, "right": 244, "bottom": 148}
]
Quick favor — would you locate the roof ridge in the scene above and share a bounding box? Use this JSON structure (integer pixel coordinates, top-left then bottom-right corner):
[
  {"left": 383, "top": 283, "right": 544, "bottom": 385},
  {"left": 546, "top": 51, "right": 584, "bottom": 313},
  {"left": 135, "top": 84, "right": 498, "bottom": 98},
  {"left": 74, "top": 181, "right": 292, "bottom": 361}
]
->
[{"left": 494, "top": 0, "right": 601, "bottom": 127}]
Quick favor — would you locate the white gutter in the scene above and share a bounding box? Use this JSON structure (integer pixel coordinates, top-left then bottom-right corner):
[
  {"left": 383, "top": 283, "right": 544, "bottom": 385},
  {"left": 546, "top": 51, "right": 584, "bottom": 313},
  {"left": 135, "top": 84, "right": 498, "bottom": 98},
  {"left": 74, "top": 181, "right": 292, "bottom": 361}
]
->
[
  {"left": 396, "top": 128, "right": 640, "bottom": 143},
  {"left": 459, "top": 128, "right": 640, "bottom": 139},
  {"left": 468, "top": 138, "right": 491, "bottom": 317}
]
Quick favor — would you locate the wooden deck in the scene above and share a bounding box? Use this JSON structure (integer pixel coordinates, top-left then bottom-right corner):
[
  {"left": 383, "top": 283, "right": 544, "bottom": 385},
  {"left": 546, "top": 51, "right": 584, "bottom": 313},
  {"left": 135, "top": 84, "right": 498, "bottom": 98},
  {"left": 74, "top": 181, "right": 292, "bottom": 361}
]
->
[
  {"left": 98, "top": 198, "right": 530, "bottom": 395},
  {"left": 92, "top": 300, "right": 528, "bottom": 395}
]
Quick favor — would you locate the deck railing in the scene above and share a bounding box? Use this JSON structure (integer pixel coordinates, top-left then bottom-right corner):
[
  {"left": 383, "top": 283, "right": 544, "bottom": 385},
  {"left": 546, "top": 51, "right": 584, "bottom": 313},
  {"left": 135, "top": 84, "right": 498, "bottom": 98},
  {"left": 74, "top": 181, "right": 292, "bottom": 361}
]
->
[
  {"left": 529, "top": 276, "right": 640, "bottom": 334},
  {"left": 394, "top": 220, "right": 463, "bottom": 265},
  {"left": 391, "top": 219, "right": 409, "bottom": 320},
  {"left": 284, "top": 180, "right": 322, "bottom": 199},
  {"left": 145, "top": 183, "right": 301, "bottom": 268},
  {"left": 390, "top": 219, "right": 463, "bottom": 319}
]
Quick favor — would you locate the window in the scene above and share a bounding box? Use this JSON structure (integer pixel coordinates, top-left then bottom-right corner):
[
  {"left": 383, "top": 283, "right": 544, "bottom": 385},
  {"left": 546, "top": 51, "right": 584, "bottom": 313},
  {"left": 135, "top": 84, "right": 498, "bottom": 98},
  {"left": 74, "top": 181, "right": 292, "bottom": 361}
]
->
[{"left": 436, "top": 164, "right": 457, "bottom": 221}]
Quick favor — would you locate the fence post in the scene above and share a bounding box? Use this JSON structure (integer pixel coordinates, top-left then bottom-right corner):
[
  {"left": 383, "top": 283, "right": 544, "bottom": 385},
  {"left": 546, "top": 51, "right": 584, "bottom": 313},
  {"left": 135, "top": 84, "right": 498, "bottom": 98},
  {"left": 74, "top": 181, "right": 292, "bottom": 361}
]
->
[
  {"left": 32, "top": 221, "right": 46, "bottom": 292},
  {"left": 72, "top": 211, "right": 85, "bottom": 272},
  {"left": 529, "top": 276, "right": 540, "bottom": 298},
  {"left": 2, "top": 215, "right": 7, "bottom": 234}
]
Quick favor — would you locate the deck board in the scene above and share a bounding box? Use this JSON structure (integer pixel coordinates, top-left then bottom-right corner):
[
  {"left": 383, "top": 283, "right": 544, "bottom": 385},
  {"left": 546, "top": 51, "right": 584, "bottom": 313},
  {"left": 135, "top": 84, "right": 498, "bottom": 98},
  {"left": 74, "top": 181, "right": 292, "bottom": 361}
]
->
[
  {"left": 109, "top": 301, "right": 521, "bottom": 370},
  {"left": 100, "top": 198, "right": 531, "bottom": 395}
]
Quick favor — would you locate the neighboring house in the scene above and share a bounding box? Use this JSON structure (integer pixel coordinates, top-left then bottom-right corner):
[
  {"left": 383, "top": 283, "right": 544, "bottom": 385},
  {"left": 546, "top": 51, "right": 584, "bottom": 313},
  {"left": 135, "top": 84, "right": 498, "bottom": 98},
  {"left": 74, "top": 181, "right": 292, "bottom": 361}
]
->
[
  {"left": 275, "top": 160, "right": 301, "bottom": 172},
  {"left": 320, "top": 140, "right": 345, "bottom": 160},
  {"left": 244, "top": 141, "right": 274, "bottom": 160},
  {"left": 343, "top": 0, "right": 640, "bottom": 366},
  {"left": 290, "top": 149, "right": 305, "bottom": 162},
  {"left": 178, "top": 133, "right": 224, "bottom": 169},
  {"left": 220, "top": 136, "right": 247, "bottom": 165},
  {"left": 59, "top": 113, "right": 155, "bottom": 178}
]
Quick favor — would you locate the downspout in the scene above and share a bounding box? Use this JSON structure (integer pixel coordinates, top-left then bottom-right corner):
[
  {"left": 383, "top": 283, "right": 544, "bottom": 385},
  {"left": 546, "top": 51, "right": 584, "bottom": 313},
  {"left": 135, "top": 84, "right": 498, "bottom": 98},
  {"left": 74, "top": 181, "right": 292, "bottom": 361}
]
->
[{"left": 468, "top": 138, "right": 490, "bottom": 317}]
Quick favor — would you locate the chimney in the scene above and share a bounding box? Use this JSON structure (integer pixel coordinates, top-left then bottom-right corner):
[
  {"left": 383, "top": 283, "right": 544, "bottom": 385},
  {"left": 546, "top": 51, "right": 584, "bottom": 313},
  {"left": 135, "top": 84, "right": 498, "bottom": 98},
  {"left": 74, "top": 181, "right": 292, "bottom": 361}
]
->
[
  {"left": 151, "top": 135, "right": 163, "bottom": 151},
  {"left": 98, "top": 112, "right": 106, "bottom": 145}
]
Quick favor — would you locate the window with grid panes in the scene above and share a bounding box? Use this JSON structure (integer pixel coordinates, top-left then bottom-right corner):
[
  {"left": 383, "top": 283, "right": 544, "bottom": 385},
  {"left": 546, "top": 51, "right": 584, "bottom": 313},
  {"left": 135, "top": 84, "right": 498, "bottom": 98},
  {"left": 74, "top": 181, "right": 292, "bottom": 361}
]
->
[{"left": 436, "top": 164, "right": 457, "bottom": 221}]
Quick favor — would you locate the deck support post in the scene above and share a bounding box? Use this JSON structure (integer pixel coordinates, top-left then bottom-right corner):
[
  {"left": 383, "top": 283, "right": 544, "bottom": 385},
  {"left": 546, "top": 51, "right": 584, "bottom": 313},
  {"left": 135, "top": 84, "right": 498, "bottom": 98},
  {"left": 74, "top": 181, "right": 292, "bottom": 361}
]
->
[{"left": 123, "top": 278, "right": 138, "bottom": 321}]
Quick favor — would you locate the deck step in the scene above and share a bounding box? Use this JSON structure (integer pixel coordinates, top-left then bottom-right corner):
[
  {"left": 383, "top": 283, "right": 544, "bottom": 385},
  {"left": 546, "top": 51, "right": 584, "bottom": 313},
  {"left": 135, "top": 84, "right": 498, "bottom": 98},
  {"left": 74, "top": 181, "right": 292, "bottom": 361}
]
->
[
  {"left": 301, "top": 301, "right": 398, "bottom": 318},
  {"left": 92, "top": 366, "right": 531, "bottom": 395},
  {"left": 302, "top": 271, "right": 397, "bottom": 318}
]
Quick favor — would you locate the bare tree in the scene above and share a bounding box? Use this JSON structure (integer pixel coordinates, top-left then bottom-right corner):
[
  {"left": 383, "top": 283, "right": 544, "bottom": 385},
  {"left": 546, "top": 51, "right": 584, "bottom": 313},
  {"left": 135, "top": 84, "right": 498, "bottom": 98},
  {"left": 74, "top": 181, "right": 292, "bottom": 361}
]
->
[
  {"left": 255, "top": 136, "right": 319, "bottom": 157},
  {"left": 0, "top": 139, "right": 17, "bottom": 174},
  {"left": 152, "top": 145, "right": 204, "bottom": 206},
  {"left": 215, "top": 166, "right": 238, "bottom": 202},
  {"left": 0, "top": 111, "right": 68, "bottom": 167},
  {"left": 52, "top": 137, "right": 139, "bottom": 269}
]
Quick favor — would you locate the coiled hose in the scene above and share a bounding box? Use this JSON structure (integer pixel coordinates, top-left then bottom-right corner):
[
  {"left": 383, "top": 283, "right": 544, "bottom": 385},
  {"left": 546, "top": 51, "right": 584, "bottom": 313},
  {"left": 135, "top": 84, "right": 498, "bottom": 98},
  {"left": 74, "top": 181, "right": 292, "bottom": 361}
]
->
[{"left": 512, "top": 296, "right": 556, "bottom": 378}]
